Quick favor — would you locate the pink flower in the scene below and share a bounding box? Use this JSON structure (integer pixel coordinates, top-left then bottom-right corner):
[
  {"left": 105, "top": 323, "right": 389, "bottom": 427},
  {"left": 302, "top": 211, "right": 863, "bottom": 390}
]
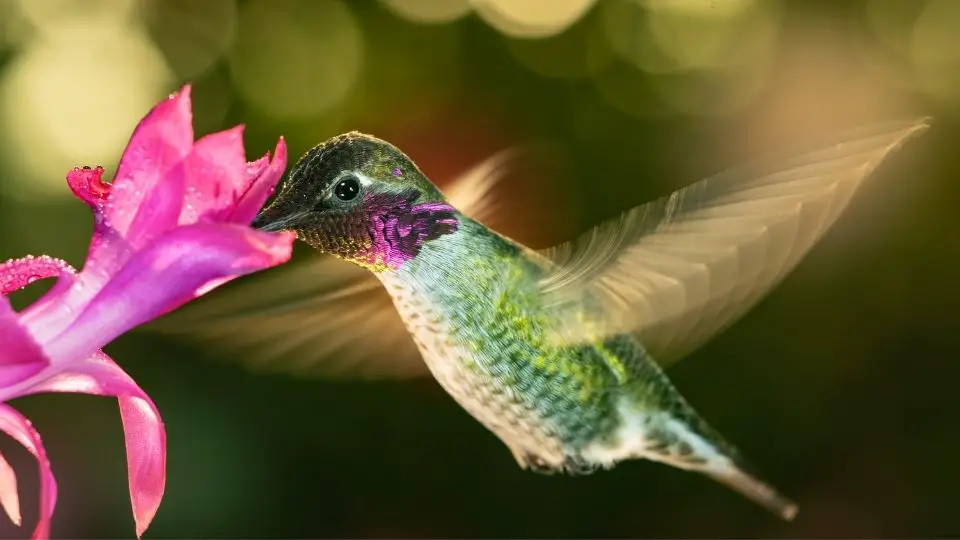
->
[{"left": 0, "top": 85, "right": 295, "bottom": 538}]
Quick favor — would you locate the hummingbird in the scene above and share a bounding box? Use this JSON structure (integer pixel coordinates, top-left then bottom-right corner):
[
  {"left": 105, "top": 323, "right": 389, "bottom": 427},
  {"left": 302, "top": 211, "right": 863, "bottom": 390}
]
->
[{"left": 158, "top": 117, "right": 930, "bottom": 521}]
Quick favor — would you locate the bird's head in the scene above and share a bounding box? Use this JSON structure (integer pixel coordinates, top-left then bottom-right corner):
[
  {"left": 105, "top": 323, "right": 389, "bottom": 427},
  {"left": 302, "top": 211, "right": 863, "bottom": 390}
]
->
[{"left": 253, "top": 132, "right": 459, "bottom": 272}]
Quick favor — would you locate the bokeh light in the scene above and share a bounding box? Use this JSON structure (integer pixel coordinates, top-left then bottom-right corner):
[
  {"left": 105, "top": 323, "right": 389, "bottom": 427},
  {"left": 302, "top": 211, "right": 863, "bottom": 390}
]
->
[
  {"left": 863, "top": 0, "right": 923, "bottom": 58},
  {"left": 645, "top": 0, "right": 778, "bottom": 73},
  {"left": 863, "top": 0, "right": 960, "bottom": 111},
  {"left": 229, "top": 0, "right": 363, "bottom": 120},
  {"left": 17, "top": 0, "right": 140, "bottom": 32},
  {"left": 0, "top": 0, "right": 171, "bottom": 200},
  {"left": 505, "top": 13, "right": 614, "bottom": 80},
  {"left": 141, "top": 0, "right": 238, "bottom": 80},
  {"left": 909, "top": 0, "right": 960, "bottom": 110},
  {"left": 591, "top": 0, "right": 779, "bottom": 116},
  {"left": 640, "top": 0, "right": 756, "bottom": 16},
  {"left": 600, "top": 0, "right": 780, "bottom": 74},
  {"left": 471, "top": 0, "right": 597, "bottom": 39},
  {"left": 378, "top": 0, "right": 473, "bottom": 24},
  {"left": 0, "top": 0, "right": 33, "bottom": 52}
]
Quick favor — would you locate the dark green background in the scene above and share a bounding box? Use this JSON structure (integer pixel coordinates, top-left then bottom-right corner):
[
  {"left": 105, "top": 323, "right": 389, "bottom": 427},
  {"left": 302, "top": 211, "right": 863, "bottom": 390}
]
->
[{"left": 1, "top": 0, "right": 958, "bottom": 537}]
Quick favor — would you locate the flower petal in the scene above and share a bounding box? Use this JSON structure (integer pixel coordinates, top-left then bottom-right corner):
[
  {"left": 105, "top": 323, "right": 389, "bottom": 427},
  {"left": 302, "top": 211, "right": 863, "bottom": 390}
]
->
[
  {"left": 27, "top": 352, "right": 164, "bottom": 537},
  {"left": 21, "top": 227, "right": 131, "bottom": 345},
  {"left": 38, "top": 169, "right": 135, "bottom": 341},
  {"left": 43, "top": 88, "right": 196, "bottom": 341},
  {"left": 0, "top": 256, "right": 76, "bottom": 383},
  {"left": 123, "top": 160, "right": 187, "bottom": 249},
  {"left": 246, "top": 154, "right": 270, "bottom": 186},
  {"left": 105, "top": 85, "right": 194, "bottom": 239},
  {"left": 1, "top": 255, "right": 78, "bottom": 336},
  {"left": 179, "top": 125, "right": 248, "bottom": 224},
  {"left": 228, "top": 137, "right": 288, "bottom": 224},
  {"left": 66, "top": 166, "right": 111, "bottom": 212},
  {"left": 0, "top": 449, "right": 22, "bottom": 526},
  {"left": 0, "top": 405, "right": 56, "bottom": 540},
  {"left": 0, "top": 255, "right": 76, "bottom": 297},
  {"left": 0, "top": 296, "right": 49, "bottom": 386},
  {"left": 45, "top": 224, "right": 294, "bottom": 361}
]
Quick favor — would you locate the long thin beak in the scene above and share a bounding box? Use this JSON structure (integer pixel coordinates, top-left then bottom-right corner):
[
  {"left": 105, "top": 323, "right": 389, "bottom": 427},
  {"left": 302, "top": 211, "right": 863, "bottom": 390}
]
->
[{"left": 252, "top": 205, "right": 303, "bottom": 232}]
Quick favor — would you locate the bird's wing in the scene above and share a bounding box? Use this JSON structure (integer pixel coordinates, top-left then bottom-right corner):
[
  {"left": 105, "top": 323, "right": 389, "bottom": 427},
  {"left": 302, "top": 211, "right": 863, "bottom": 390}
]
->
[
  {"left": 535, "top": 118, "right": 931, "bottom": 365},
  {"left": 148, "top": 149, "right": 534, "bottom": 379},
  {"left": 442, "top": 147, "right": 522, "bottom": 232},
  {"left": 147, "top": 255, "right": 427, "bottom": 378}
]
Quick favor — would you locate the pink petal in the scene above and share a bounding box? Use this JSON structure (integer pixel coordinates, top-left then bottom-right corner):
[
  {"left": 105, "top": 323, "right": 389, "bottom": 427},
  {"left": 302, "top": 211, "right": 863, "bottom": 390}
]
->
[
  {"left": 0, "top": 256, "right": 75, "bottom": 383},
  {"left": 44, "top": 224, "right": 294, "bottom": 361},
  {"left": 20, "top": 227, "right": 130, "bottom": 345},
  {"left": 0, "top": 405, "right": 56, "bottom": 540},
  {"left": 27, "top": 352, "right": 164, "bottom": 538},
  {"left": 179, "top": 125, "right": 248, "bottom": 224},
  {"left": 0, "top": 450, "right": 22, "bottom": 526},
  {"left": 105, "top": 85, "right": 194, "bottom": 239},
  {"left": 246, "top": 154, "right": 270, "bottom": 186},
  {"left": 228, "top": 137, "right": 288, "bottom": 224},
  {"left": 35, "top": 169, "right": 136, "bottom": 340},
  {"left": 0, "top": 255, "right": 76, "bottom": 297},
  {"left": 123, "top": 160, "right": 187, "bottom": 249},
  {"left": 41, "top": 88, "right": 196, "bottom": 340},
  {"left": 0, "top": 296, "right": 49, "bottom": 386},
  {"left": 2, "top": 255, "right": 78, "bottom": 342},
  {"left": 3, "top": 256, "right": 78, "bottom": 341},
  {"left": 66, "top": 166, "right": 111, "bottom": 212}
]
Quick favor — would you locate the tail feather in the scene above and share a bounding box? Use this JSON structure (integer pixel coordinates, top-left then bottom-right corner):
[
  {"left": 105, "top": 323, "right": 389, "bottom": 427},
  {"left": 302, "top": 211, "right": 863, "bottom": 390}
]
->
[
  {"left": 579, "top": 393, "right": 799, "bottom": 519},
  {"left": 630, "top": 413, "right": 799, "bottom": 521},
  {"left": 708, "top": 465, "right": 798, "bottom": 521}
]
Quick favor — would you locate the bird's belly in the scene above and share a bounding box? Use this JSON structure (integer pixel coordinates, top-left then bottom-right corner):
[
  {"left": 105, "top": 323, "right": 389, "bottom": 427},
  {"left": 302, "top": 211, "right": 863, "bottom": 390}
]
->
[{"left": 378, "top": 274, "right": 566, "bottom": 466}]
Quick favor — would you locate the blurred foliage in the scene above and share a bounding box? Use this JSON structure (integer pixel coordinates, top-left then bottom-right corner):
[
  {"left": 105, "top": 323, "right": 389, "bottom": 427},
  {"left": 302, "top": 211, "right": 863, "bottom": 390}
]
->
[{"left": 0, "top": 0, "right": 958, "bottom": 537}]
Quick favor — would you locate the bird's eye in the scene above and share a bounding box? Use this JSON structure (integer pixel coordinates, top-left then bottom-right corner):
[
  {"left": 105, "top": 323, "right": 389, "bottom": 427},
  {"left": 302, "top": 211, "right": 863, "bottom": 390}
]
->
[{"left": 334, "top": 175, "right": 361, "bottom": 201}]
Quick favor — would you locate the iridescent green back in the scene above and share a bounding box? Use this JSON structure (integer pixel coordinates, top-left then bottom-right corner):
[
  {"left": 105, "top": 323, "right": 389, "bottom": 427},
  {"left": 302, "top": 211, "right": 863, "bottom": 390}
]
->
[{"left": 396, "top": 215, "right": 677, "bottom": 447}]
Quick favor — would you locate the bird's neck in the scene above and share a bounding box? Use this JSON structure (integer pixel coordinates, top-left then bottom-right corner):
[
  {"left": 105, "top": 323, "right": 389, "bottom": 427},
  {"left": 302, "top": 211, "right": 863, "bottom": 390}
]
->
[{"left": 380, "top": 214, "right": 527, "bottom": 293}]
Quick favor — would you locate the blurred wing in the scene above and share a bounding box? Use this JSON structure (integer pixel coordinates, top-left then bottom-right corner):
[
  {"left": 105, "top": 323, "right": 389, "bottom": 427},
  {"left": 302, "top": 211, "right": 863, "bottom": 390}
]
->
[
  {"left": 537, "top": 118, "right": 931, "bottom": 365},
  {"left": 148, "top": 256, "right": 428, "bottom": 378},
  {"left": 442, "top": 147, "right": 521, "bottom": 231},
  {"left": 150, "top": 148, "right": 534, "bottom": 379}
]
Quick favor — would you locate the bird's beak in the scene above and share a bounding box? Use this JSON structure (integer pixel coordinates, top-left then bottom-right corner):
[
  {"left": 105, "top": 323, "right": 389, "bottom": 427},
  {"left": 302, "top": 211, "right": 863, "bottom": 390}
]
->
[{"left": 252, "top": 203, "right": 303, "bottom": 233}]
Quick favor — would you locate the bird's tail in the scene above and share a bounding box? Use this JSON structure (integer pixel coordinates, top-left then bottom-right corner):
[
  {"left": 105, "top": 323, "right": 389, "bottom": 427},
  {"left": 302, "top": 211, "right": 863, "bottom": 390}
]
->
[
  {"left": 620, "top": 406, "right": 798, "bottom": 520},
  {"left": 704, "top": 459, "right": 798, "bottom": 521}
]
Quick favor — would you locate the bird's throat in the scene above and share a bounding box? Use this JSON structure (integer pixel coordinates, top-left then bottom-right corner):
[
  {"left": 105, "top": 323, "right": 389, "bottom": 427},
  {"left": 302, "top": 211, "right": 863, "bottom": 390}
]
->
[{"left": 300, "top": 193, "right": 460, "bottom": 272}]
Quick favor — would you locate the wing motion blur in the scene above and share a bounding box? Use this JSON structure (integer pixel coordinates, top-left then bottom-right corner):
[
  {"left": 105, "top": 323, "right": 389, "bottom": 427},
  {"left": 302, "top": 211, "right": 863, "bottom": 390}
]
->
[
  {"left": 442, "top": 147, "right": 525, "bottom": 233},
  {"left": 152, "top": 118, "right": 930, "bottom": 378},
  {"left": 535, "top": 117, "right": 932, "bottom": 365},
  {"left": 148, "top": 149, "right": 534, "bottom": 379}
]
